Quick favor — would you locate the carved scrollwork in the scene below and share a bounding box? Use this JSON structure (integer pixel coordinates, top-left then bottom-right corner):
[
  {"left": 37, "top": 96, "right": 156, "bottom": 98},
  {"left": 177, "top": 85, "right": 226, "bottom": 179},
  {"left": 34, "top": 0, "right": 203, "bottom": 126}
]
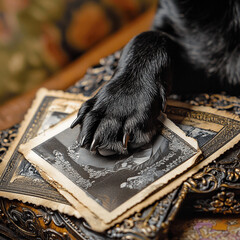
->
[
  {"left": 184, "top": 143, "right": 240, "bottom": 214},
  {"left": 39, "top": 206, "right": 65, "bottom": 228},
  {"left": 0, "top": 124, "right": 19, "bottom": 163},
  {"left": 186, "top": 166, "right": 222, "bottom": 193},
  {"left": 107, "top": 191, "right": 177, "bottom": 240},
  {"left": 7, "top": 204, "right": 39, "bottom": 236},
  {"left": 42, "top": 229, "right": 71, "bottom": 240},
  {"left": 188, "top": 94, "right": 240, "bottom": 114},
  {"left": 210, "top": 191, "right": 240, "bottom": 214},
  {"left": 186, "top": 143, "right": 240, "bottom": 195},
  {"left": 67, "top": 51, "right": 120, "bottom": 96},
  {"left": 0, "top": 199, "right": 71, "bottom": 240},
  {"left": 194, "top": 191, "right": 240, "bottom": 214}
]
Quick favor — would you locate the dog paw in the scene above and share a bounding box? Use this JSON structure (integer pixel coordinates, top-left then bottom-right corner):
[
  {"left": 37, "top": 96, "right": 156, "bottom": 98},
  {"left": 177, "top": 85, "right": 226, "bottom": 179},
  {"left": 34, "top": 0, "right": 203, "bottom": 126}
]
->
[{"left": 71, "top": 79, "right": 166, "bottom": 155}]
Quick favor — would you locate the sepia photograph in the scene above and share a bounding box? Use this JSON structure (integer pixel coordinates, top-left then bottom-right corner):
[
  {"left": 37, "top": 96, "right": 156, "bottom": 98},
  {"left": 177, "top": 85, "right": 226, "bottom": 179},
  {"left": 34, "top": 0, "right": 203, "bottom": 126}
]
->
[
  {"left": 32, "top": 126, "right": 196, "bottom": 212},
  {"left": 20, "top": 113, "right": 201, "bottom": 224},
  {"left": 0, "top": 88, "right": 87, "bottom": 218}
]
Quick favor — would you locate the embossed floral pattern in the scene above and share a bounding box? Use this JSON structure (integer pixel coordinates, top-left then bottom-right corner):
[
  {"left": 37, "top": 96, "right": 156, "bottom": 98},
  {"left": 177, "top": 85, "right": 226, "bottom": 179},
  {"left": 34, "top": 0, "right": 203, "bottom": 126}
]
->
[{"left": 211, "top": 192, "right": 240, "bottom": 214}]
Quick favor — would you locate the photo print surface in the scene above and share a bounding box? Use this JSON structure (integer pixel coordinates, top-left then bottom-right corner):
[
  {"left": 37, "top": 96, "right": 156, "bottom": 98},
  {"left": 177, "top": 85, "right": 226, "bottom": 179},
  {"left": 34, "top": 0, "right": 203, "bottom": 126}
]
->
[
  {"left": 20, "top": 113, "right": 201, "bottom": 224},
  {"left": 177, "top": 124, "right": 217, "bottom": 148},
  {"left": 32, "top": 124, "right": 198, "bottom": 212}
]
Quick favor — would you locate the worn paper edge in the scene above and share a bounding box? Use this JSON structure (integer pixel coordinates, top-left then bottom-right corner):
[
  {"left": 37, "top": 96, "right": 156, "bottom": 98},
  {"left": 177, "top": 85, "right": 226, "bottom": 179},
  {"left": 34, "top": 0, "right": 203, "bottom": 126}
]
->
[{"left": 0, "top": 190, "right": 81, "bottom": 218}]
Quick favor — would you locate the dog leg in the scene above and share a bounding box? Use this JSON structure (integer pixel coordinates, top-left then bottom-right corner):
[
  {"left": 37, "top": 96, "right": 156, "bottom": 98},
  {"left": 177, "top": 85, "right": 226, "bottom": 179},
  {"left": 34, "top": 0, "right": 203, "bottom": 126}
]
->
[{"left": 71, "top": 31, "right": 173, "bottom": 155}]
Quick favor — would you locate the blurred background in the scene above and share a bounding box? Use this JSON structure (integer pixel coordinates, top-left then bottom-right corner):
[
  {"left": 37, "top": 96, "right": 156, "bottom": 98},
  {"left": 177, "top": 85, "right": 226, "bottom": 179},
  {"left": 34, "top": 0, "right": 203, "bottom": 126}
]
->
[{"left": 0, "top": 0, "right": 156, "bottom": 105}]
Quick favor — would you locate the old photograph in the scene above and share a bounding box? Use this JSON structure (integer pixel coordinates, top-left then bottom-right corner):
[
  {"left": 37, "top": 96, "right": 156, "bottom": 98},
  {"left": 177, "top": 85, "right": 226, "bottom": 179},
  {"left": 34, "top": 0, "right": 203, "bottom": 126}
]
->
[
  {"left": 19, "top": 113, "right": 201, "bottom": 224},
  {"left": 177, "top": 124, "right": 217, "bottom": 148},
  {"left": 0, "top": 88, "right": 87, "bottom": 218},
  {"left": 32, "top": 125, "right": 198, "bottom": 212}
]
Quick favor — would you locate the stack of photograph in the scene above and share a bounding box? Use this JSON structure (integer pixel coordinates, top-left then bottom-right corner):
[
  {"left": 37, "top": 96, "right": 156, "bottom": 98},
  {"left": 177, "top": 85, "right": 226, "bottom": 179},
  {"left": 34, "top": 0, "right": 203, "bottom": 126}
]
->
[{"left": 1, "top": 88, "right": 240, "bottom": 232}]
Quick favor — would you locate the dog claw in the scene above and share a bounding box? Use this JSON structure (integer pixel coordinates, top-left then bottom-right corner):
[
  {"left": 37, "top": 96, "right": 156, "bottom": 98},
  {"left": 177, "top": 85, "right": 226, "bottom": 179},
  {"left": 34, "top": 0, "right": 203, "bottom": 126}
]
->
[
  {"left": 123, "top": 133, "right": 130, "bottom": 148},
  {"left": 80, "top": 135, "right": 86, "bottom": 147},
  {"left": 90, "top": 138, "right": 99, "bottom": 152},
  {"left": 70, "top": 116, "right": 81, "bottom": 129}
]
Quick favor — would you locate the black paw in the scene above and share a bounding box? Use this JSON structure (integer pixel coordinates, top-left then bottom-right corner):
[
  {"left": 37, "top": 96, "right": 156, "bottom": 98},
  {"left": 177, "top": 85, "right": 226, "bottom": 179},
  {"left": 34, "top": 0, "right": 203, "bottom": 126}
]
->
[{"left": 71, "top": 80, "right": 166, "bottom": 155}]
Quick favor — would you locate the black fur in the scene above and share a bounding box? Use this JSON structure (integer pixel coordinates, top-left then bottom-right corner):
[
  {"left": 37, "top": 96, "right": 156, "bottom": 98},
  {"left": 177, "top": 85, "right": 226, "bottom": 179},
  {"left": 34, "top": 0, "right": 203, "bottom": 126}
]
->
[{"left": 71, "top": 0, "right": 240, "bottom": 154}]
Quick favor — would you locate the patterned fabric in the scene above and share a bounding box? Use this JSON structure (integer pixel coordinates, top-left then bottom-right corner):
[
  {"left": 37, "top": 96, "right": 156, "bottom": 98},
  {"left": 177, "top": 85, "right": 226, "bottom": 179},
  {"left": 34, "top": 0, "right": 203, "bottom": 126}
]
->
[
  {"left": 0, "top": 0, "right": 155, "bottom": 104},
  {"left": 170, "top": 217, "right": 240, "bottom": 240}
]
